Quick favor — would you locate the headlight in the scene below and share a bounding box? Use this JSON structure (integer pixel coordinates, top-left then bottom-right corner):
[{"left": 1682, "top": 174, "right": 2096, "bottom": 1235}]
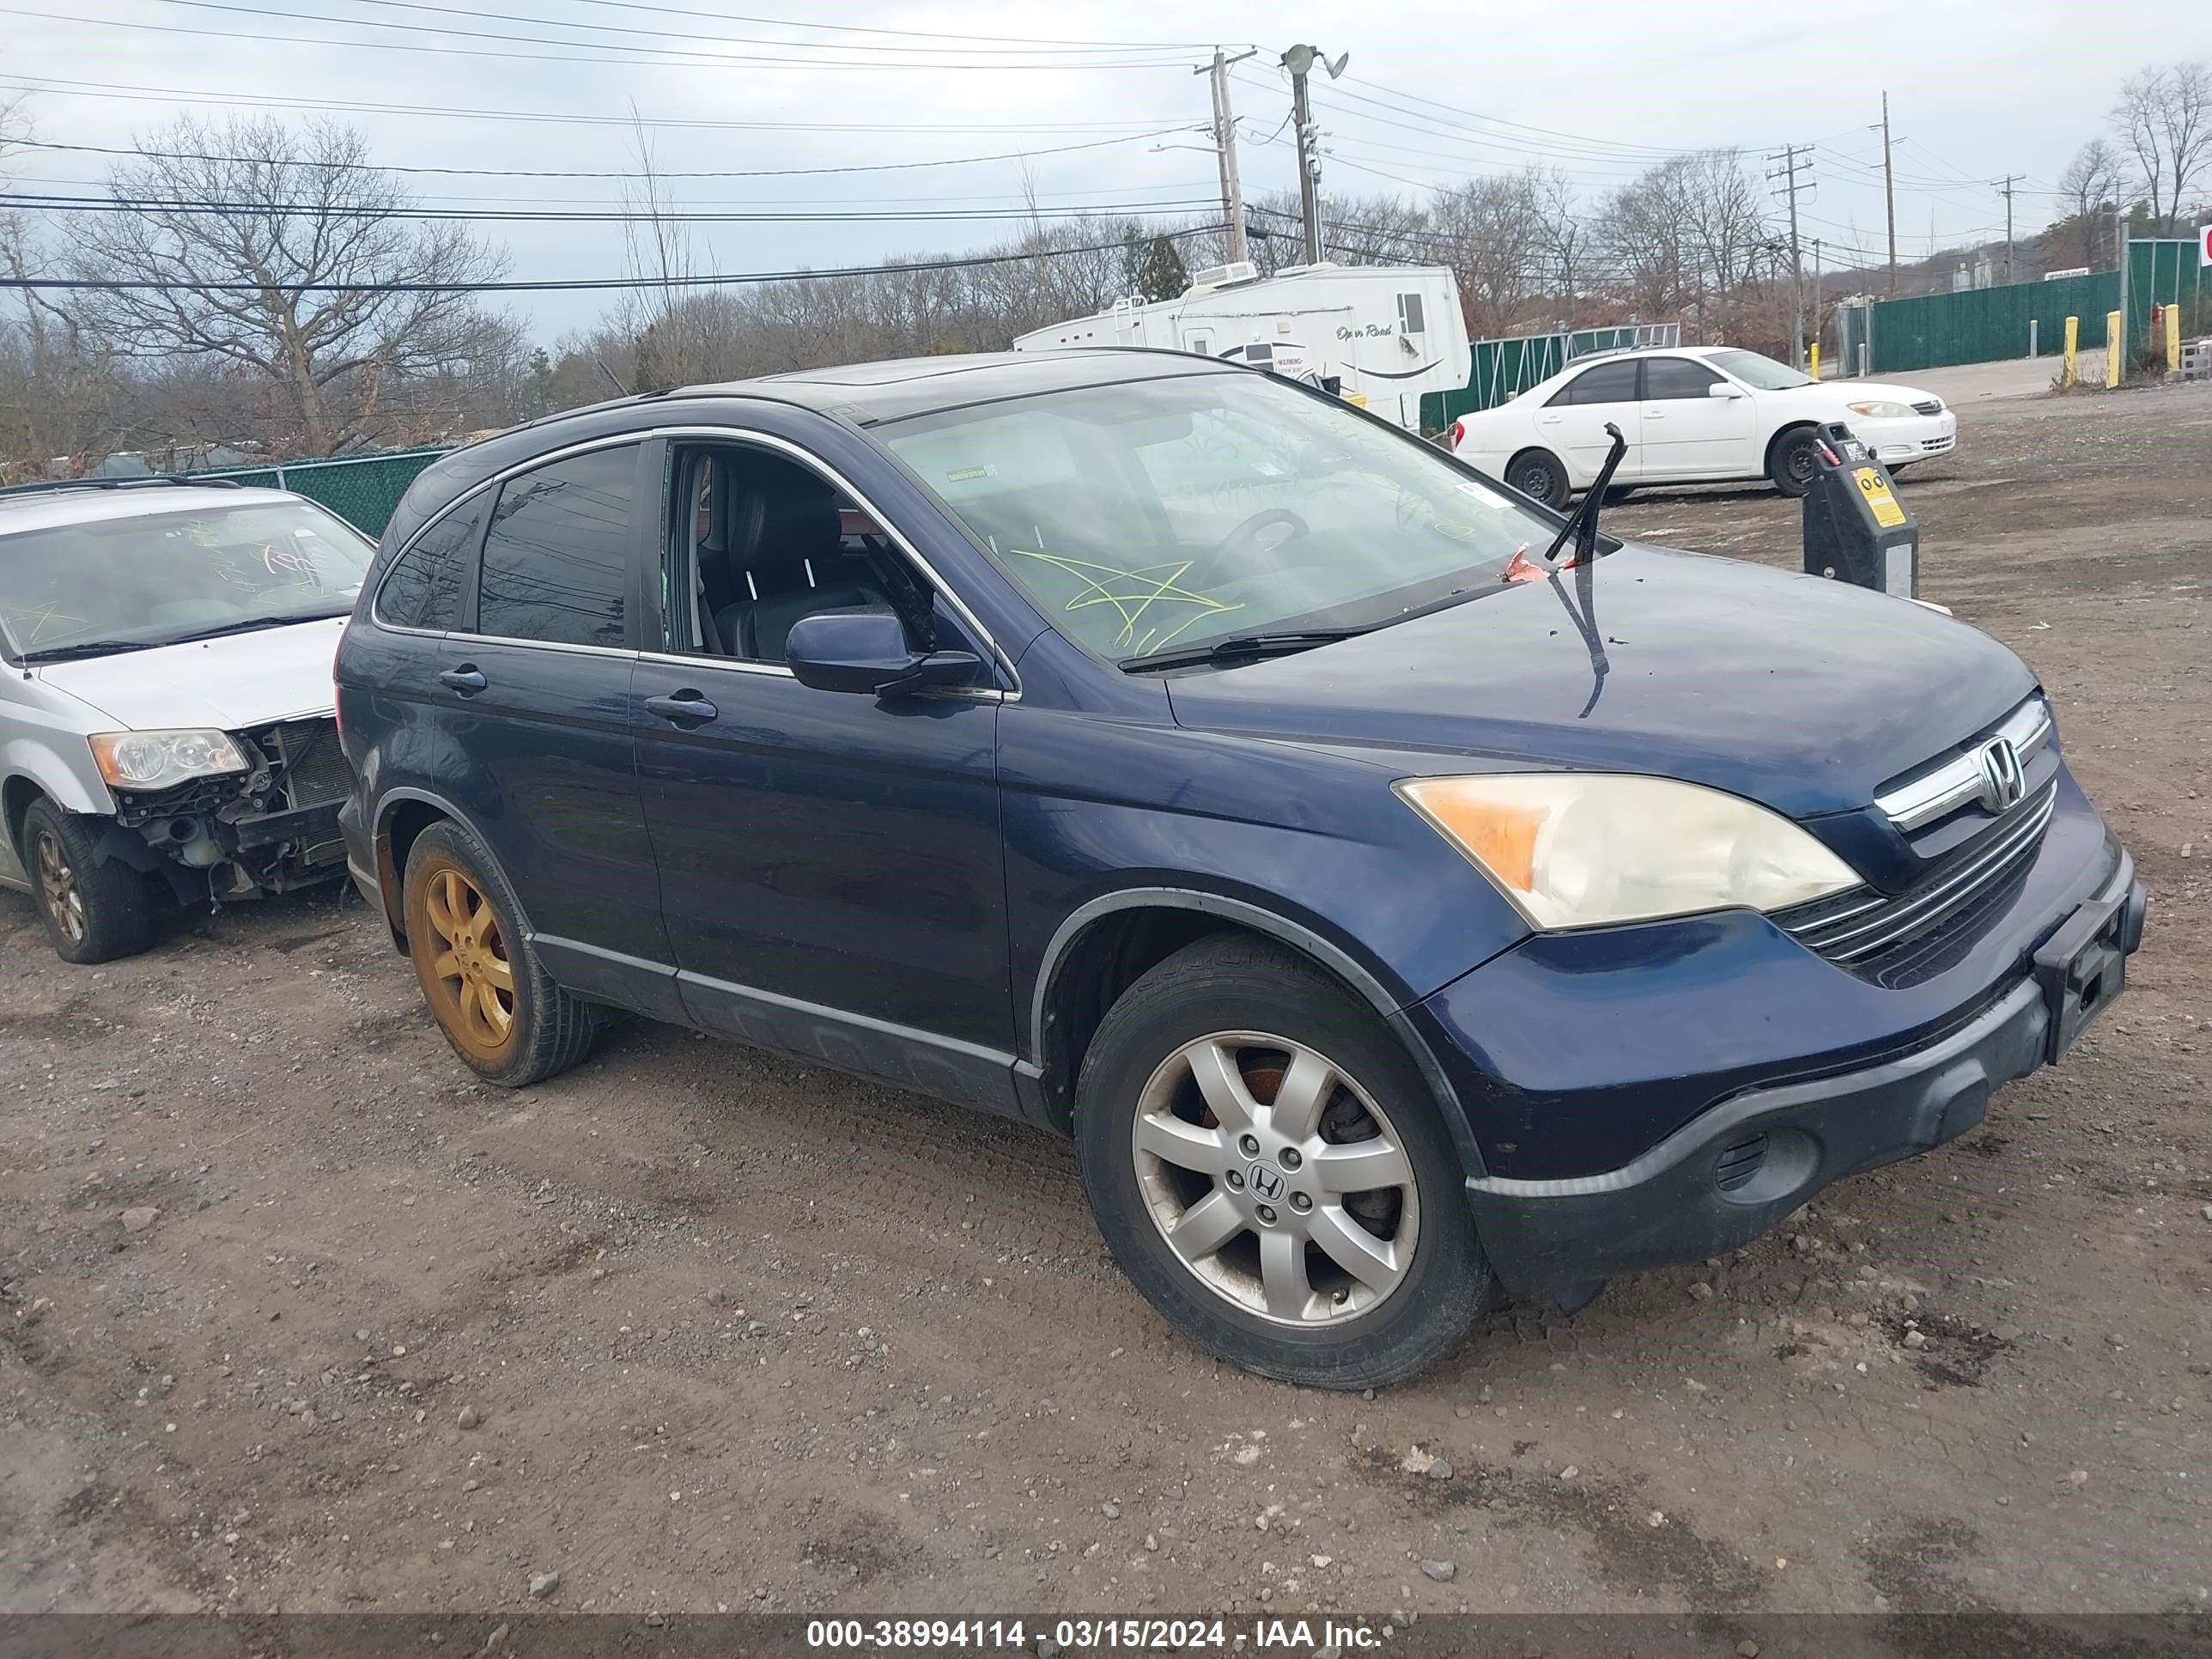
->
[
  {"left": 88, "top": 729, "right": 252, "bottom": 791},
  {"left": 1395, "top": 774, "right": 1860, "bottom": 930},
  {"left": 1846, "top": 400, "right": 1914, "bottom": 419}
]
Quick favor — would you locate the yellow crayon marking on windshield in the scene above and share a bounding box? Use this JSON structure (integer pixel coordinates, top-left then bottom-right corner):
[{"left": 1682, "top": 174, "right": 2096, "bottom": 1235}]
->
[{"left": 1007, "top": 547, "right": 1244, "bottom": 650}]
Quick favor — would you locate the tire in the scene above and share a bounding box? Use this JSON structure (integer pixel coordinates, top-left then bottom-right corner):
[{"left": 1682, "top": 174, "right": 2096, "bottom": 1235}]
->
[
  {"left": 402, "top": 820, "right": 599, "bottom": 1087},
  {"left": 19, "top": 800, "right": 158, "bottom": 964},
  {"left": 1601, "top": 484, "right": 1637, "bottom": 506},
  {"left": 1504, "top": 448, "right": 1571, "bottom": 509},
  {"left": 1074, "top": 933, "right": 1498, "bottom": 1389},
  {"left": 1767, "top": 426, "right": 1821, "bottom": 496}
]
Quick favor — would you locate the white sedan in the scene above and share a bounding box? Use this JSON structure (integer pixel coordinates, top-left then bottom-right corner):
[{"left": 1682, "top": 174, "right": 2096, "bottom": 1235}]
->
[{"left": 1446, "top": 345, "right": 1958, "bottom": 507}]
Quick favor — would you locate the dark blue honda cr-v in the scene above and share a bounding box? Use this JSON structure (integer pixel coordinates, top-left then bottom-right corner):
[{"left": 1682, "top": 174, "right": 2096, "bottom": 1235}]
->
[{"left": 336, "top": 350, "right": 2144, "bottom": 1389}]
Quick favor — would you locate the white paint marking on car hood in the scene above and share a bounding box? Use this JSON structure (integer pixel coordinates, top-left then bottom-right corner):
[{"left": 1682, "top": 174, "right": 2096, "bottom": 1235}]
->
[{"left": 33, "top": 616, "right": 348, "bottom": 731}]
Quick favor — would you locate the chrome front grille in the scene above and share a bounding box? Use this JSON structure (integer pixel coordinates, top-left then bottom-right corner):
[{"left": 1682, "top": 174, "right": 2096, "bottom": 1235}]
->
[
  {"left": 1875, "top": 696, "right": 2052, "bottom": 832},
  {"left": 1911, "top": 399, "right": 1943, "bottom": 416},
  {"left": 1779, "top": 780, "right": 2056, "bottom": 969}
]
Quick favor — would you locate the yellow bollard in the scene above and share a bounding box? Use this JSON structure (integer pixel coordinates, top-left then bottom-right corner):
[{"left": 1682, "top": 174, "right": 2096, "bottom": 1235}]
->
[
  {"left": 2166, "top": 302, "right": 2182, "bottom": 372},
  {"left": 2063, "top": 315, "right": 2078, "bottom": 388},
  {"left": 2105, "top": 311, "right": 2124, "bottom": 387},
  {"left": 1809, "top": 341, "right": 1820, "bottom": 380}
]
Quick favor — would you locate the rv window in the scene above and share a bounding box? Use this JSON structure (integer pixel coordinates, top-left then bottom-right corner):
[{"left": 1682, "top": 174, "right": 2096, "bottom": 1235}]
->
[
  {"left": 1188, "top": 336, "right": 1211, "bottom": 356},
  {"left": 1245, "top": 343, "right": 1274, "bottom": 365},
  {"left": 1397, "top": 293, "right": 1426, "bottom": 335}
]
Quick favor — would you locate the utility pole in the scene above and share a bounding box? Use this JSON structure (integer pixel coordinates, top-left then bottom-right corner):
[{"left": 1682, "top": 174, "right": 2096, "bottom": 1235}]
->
[
  {"left": 1196, "top": 48, "right": 1257, "bottom": 264},
  {"left": 1767, "top": 143, "right": 1814, "bottom": 370},
  {"left": 1997, "top": 175, "right": 2020, "bottom": 283},
  {"left": 1877, "top": 91, "right": 1898, "bottom": 295},
  {"left": 1280, "top": 44, "right": 1347, "bottom": 267},
  {"left": 1811, "top": 236, "right": 1823, "bottom": 371}
]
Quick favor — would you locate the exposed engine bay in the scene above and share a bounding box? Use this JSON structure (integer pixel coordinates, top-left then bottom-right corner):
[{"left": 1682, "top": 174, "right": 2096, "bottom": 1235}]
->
[{"left": 106, "top": 716, "right": 352, "bottom": 900}]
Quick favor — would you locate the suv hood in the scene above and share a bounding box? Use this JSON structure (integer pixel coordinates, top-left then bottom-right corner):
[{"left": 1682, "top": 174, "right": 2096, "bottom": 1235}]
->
[
  {"left": 33, "top": 616, "right": 346, "bottom": 732},
  {"left": 1163, "top": 545, "right": 2033, "bottom": 820}
]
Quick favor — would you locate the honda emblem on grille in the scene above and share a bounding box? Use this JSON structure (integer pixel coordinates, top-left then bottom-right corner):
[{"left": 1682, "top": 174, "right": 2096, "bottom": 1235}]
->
[{"left": 1976, "top": 737, "right": 2026, "bottom": 813}]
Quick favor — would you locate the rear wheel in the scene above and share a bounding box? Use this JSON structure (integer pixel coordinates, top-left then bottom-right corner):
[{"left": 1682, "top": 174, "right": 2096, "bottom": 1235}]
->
[
  {"left": 1768, "top": 426, "right": 1821, "bottom": 496},
  {"left": 1504, "top": 448, "right": 1570, "bottom": 509},
  {"left": 1075, "top": 935, "right": 1496, "bottom": 1389},
  {"left": 20, "top": 800, "right": 157, "bottom": 964},
  {"left": 403, "top": 822, "right": 599, "bottom": 1086}
]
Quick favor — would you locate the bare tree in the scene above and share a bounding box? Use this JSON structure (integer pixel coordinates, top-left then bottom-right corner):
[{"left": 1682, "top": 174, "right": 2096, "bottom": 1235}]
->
[
  {"left": 66, "top": 116, "right": 510, "bottom": 455},
  {"left": 1532, "top": 168, "right": 1591, "bottom": 311},
  {"left": 2112, "top": 61, "right": 2212, "bottom": 231},
  {"left": 2045, "top": 139, "right": 2126, "bottom": 268},
  {"left": 1429, "top": 172, "right": 1545, "bottom": 337}
]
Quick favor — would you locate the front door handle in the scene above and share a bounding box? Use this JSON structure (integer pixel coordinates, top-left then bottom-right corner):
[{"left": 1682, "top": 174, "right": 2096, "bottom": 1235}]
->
[
  {"left": 643, "top": 692, "right": 719, "bottom": 727},
  {"left": 438, "top": 665, "right": 487, "bottom": 695}
]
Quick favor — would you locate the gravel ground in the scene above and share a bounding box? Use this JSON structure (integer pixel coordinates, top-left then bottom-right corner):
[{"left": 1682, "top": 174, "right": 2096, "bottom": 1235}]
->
[{"left": 3, "top": 380, "right": 2209, "bottom": 1620}]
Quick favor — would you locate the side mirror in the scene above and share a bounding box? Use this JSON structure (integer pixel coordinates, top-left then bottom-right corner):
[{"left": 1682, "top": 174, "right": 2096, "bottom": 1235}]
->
[
  {"left": 785, "top": 605, "right": 985, "bottom": 698},
  {"left": 1707, "top": 382, "right": 1745, "bottom": 399}
]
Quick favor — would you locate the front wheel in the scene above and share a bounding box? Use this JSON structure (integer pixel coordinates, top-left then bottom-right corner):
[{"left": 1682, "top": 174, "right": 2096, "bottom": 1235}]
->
[
  {"left": 1768, "top": 427, "right": 1821, "bottom": 496},
  {"left": 1074, "top": 935, "right": 1497, "bottom": 1389},
  {"left": 20, "top": 800, "right": 157, "bottom": 964}
]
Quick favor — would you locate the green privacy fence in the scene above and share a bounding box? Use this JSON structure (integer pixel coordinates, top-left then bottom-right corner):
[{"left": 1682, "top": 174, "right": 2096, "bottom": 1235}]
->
[
  {"left": 2124, "top": 237, "right": 2206, "bottom": 359},
  {"left": 1838, "top": 270, "right": 2118, "bottom": 375},
  {"left": 1419, "top": 323, "right": 1682, "bottom": 428},
  {"left": 1835, "top": 240, "right": 2205, "bottom": 377},
  {"left": 188, "top": 446, "right": 453, "bottom": 537}
]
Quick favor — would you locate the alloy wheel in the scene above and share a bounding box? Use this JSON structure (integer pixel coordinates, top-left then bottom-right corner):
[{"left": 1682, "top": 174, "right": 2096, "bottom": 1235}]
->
[
  {"left": 1130, "top": 1031, "right": 1420, "bottom": 1327},
  {"left": 417, "top": 862, "right": 516, "bottom": 1060},
  {"left": 34, "top": 830, "right": 86, "bottom": 945}
]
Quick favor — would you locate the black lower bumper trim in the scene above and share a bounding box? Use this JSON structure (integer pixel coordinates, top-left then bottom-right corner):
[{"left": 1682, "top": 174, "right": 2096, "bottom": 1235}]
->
[
  {"left": 230, "top": 799, "right": 344, "bottom": 856},
  {"left": 1465, "top": 852, "right": 2142, "bottom": 1302}
]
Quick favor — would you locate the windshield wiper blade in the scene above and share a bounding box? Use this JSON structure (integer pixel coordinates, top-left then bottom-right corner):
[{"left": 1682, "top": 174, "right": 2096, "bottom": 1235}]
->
[
  {"left": 165, "top": 611, "right": 349, "bottom": 644},
  {"left": 1121, "top": 629, "right": 1364, "bottom": 672},
  {"left": 20, "top": 639, "right": 161, "bottom": 663}
]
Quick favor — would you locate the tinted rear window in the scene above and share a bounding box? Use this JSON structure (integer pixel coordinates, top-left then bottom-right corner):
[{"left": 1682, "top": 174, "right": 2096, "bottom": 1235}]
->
[{"left": 376, "top": 494, "right": 485, "bottom": 632}]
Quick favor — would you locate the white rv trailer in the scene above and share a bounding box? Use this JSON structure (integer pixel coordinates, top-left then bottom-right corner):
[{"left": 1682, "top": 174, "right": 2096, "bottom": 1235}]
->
[{"left": 1011, "top": 261, "right": 1470, "bottom": 432}]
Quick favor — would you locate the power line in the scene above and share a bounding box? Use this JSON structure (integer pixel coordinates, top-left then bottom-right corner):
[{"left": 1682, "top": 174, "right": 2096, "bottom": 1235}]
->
[
  {"left": 0, "top": 75, "right": 1170, "bottom": 133},
  {"left": 0, "top": 7, "right": 1199, "bottom": 72},
  {"left": 1, "top": 191, "right": 1221, "bottom": 224},
  {"left": 8, "top": 127, "right": 1202, "bottom": 180},
  {"left": 327, "top": 0, "right": 1227, "bottom": 50},
  {"left": 223, "top": 0, "right": 1212, "bottom": 58},
  {"left": 0, "top": 221, "right": 1230, "bottom": 293}
]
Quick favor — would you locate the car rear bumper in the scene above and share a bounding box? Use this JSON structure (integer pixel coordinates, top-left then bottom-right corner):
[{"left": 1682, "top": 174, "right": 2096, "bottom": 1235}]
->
[{"left": 1458, "top": 850, "right": 2144, "bottom": 1301}]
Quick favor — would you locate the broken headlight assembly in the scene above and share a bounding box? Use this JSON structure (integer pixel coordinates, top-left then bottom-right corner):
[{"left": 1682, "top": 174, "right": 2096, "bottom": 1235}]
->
[{"left": 88, "top": 729, "right": 252, "bottom": 792}]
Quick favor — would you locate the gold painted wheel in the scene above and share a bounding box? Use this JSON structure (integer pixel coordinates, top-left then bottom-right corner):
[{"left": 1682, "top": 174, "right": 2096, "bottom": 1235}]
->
[
  {"left": 406, "top": 854, "right": 517, "bottom": 1065},
  {"left": 33, "top": 829, "right": 87, "bottom": 945}
]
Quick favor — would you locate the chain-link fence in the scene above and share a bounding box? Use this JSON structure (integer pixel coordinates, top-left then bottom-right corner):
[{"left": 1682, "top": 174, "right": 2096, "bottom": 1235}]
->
[{"left": 188, "top": 447, "right": 453, "bottom": 537}]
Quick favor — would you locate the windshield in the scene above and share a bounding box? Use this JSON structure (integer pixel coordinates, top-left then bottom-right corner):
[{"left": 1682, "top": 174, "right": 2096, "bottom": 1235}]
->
[
  {"left": 881, "top": 373, "right": 1564, "bottom": 664},
  {"left": 0, "top": 500, "right": 373, "bottom": 660},
  {"left": 1707, "top": 349, "right": 1813, "bottom": 391}
]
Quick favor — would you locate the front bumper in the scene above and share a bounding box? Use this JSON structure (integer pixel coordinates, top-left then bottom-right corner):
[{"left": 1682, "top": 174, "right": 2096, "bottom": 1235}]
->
[
  {"left": 1853, "top": 410, "right": 1957, "bottom": 468},
  {"left": 1460, "top": 850, "right": 2144, "bottom": 1302}
]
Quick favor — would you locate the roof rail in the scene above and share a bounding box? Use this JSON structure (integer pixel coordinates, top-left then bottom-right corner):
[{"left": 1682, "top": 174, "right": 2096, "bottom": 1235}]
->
[{"left": 0, "top": 474, "right": 249, "bottom": 500}]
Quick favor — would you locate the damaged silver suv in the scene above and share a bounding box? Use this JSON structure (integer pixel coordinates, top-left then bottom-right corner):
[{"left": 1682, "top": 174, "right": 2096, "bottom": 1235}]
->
[{"left": 0, "top": 477, "right": 370, "bottom": 962}]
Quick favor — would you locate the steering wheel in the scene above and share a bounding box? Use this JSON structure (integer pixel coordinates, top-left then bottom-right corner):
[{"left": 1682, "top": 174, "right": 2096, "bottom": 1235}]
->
[{"left": 1212, "top": 507, "right": 1311, "bottom": 565}]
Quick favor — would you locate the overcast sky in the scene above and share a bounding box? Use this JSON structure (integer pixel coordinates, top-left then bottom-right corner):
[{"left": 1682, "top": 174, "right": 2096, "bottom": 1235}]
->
[{"left": 4, "top": 0, "right": 2201, "bottom": 341}]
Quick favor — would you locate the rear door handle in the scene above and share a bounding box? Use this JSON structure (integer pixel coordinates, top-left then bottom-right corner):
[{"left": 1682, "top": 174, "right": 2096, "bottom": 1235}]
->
[
  {"left": 643, "top": 692, "right": 719, "bottom": 727},
  {"left": 438, "top": 665, "right": 487, "bottom": 695}
]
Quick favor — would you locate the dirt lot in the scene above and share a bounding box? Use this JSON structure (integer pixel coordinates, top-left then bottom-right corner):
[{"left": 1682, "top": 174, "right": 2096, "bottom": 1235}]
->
[{"left": 3, "top": 380, "right": 2209, "bottom": 1623}]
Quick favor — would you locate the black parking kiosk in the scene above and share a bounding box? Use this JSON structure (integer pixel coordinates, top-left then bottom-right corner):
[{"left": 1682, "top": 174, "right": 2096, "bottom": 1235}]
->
[{"left": 1802, "top": 421, "right": 1918, "bottom": 599}]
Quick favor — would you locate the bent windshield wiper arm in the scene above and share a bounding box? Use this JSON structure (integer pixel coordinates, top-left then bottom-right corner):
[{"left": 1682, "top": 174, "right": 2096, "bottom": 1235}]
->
[
  {"left": 1540, "top": 421, "right": 1632, "bottom": 568},
  {"left": 1120, "top": 629, "right": 1364, "bottom": 672}
]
